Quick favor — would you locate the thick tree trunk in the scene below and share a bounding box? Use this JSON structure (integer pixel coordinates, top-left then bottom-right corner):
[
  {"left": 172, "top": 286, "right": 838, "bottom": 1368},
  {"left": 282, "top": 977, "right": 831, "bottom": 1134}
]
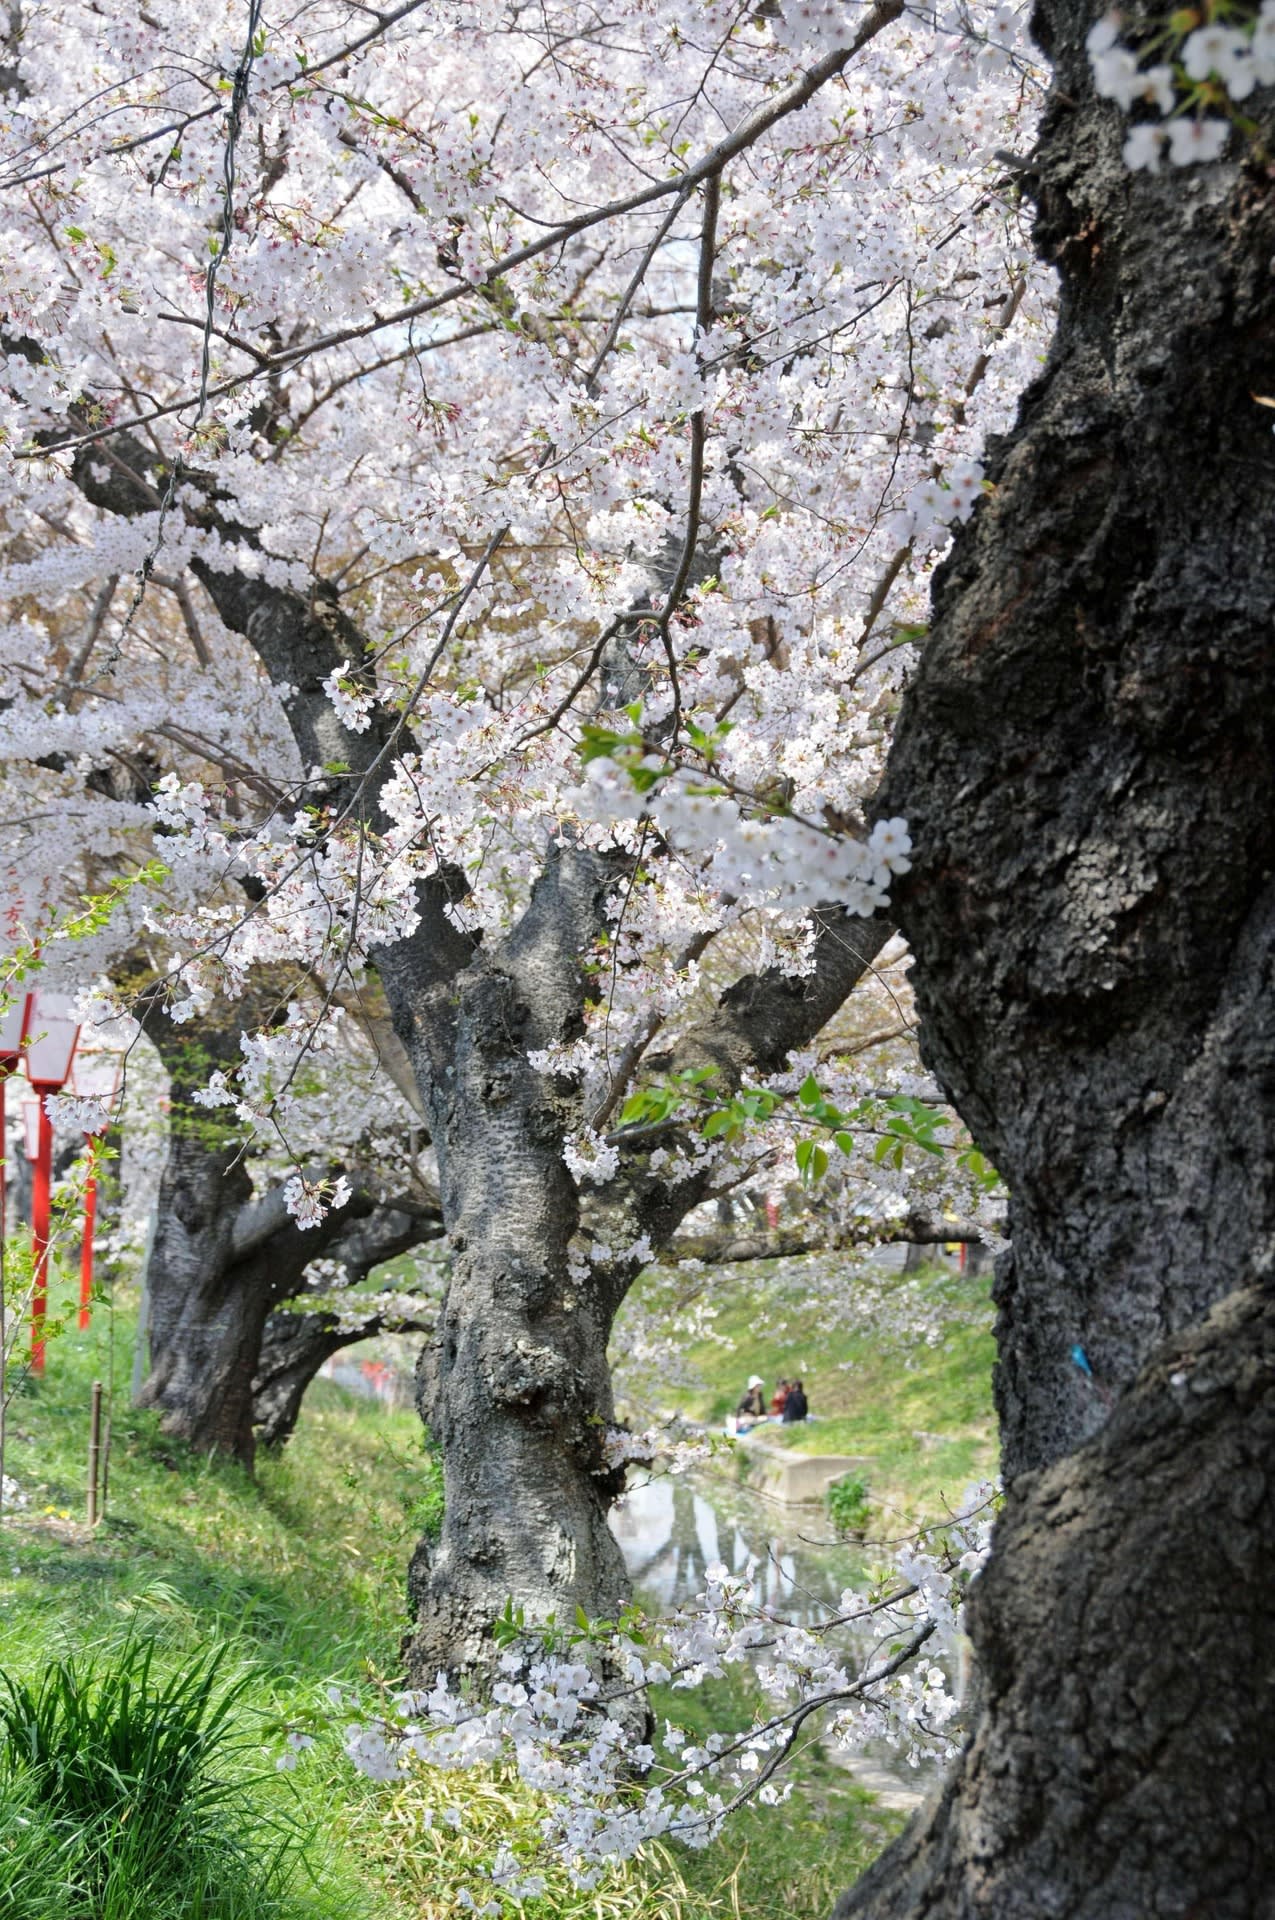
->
[
  {"left": 878, "top": 23, "right": 1275, "bottom": 1485},
  {"left": 400, "top": 874, "right": 897, "bottom": 1681},
  {"left": 835, "top": 1281, "right": 1275, "bottom": 1920},
  {"left": 139, "top": 1138, "right": 378, "bottom": 1467},
  {"left": 403, "top": 852, "right": 633, "bottom": 1679},
  {"left": 133, "top": 992, "right": 396, "bottom": 1466},
  {"left": 136, "top": 1108, "right": 259, "bottom": 1462},
  {"left": 837, "top": 7, "right": 1275, "bottom": 1912},
  {"left": 133, "top": 1000, "right": 265, "bottom": 1463}
]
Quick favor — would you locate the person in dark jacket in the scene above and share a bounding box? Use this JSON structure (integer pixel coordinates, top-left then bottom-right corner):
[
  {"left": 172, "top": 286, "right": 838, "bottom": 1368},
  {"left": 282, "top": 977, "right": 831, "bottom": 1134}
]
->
[
  {"left": 736, "top": 1375, "right": 766, "bottom": 1419},
  {"left": 782, "top": 1379, "right": 809, "bottom": 1423}
]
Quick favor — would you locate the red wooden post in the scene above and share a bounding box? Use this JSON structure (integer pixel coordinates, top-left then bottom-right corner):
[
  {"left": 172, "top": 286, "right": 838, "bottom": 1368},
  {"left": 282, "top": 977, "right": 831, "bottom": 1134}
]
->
[
  {"left": 24, "top": 992, "right": 82, "bottom": 1372},
  {"left": 68, "top": 1048, "right": 123, "bottom": 1335},
  {"left": 0, "top": 991, "right": 34, "bottom": 1258},
  {"left": 79, "top": 1137, "right": 97, "bottom": 1330},
  {"left": 31, "top": 1098, "right": 52, "bottom": 1375}
]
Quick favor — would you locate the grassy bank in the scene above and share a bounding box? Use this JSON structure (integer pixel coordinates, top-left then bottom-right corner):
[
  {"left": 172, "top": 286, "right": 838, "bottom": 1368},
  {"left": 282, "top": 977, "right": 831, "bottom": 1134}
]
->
[
  {"left": 0, "top": 1292, "right": 898, "bottom": 1918},
  {"left": 0, "top": 1292, "right": 438, "bottom": 1917},
  {"left": 619, "top": 1254, "right": 998, "bottom": 1527}
]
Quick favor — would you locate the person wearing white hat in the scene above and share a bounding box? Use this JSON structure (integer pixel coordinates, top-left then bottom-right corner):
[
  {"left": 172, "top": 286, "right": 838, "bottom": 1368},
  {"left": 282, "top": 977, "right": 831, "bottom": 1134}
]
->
[{"left": 735, "top": 1375, "right": 766, "bottom": 1423}]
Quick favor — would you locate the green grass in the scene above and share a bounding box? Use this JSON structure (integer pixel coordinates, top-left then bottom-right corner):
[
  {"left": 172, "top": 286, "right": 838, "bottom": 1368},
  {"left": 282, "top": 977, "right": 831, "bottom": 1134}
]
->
[
  {"left": 0, "top": 1286, "right": 909, "bottom": 1918},
  {"left": 0, "top": 1294, "right": 438, "bottom": 1917},
  {"left": 2, "top": 1328, "right": 436, "bottom": 1684},
  {"left": 647, "top": 1668, "right": 903, "bottom": 1920},
  {"left": 618, "top": 1255, "right": 998, "bottom": 1529},
  {"left": 0, "top": 1637, "right": 326, "bottom": 1919}
]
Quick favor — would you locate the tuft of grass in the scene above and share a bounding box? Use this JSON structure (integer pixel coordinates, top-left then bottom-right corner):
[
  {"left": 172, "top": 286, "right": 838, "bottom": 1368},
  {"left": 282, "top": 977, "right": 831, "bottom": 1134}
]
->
[
  {"left": 0, "top": 1636, "right": 252, "bottom": 1829},
  {"left": 826, "top": 1473, "right": 872, "bottom": 1538},
  {"left": 0, "top": 1636, "right": 352, "bottom": 1919},
  {"left": 0, "top": 1295, "right": 436, "bottom": 1916}
]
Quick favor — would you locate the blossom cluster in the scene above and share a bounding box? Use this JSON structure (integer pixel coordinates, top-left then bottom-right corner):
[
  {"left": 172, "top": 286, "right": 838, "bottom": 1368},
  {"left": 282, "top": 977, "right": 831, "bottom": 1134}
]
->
[
  {"left": 339, "top": 1488, "right": 996, "bottom": 1893},
  {"left": 282, "top": 1171, "right": 353, "bottom": 1232},
  {"left": 599, "top": 1426, "right": 715, "bottom": 1475},
  {"left": 1088, "top": 6, "right": 1275, "bottom": 172},
  {"left": 41, "top": 1091, "right": 115, "bottom": 1136},
  {"left": 0, "top": 0, "right": 1049, "bottom": 1050}
]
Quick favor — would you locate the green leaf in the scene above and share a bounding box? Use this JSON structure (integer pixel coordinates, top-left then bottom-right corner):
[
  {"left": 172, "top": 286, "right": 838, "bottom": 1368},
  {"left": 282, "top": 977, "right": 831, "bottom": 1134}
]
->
[{"left": 795, "top": 1138, "right": 829, "bottom": 1185}]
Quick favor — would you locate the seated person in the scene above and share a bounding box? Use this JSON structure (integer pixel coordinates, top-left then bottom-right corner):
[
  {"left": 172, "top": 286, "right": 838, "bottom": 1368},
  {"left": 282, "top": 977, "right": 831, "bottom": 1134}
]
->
[
  {"left": 736, "top": 1375, "right": 766, "bottom": 1420},
  {"left": 769, "top": 1379, "right": 791, "bottom": 1417},
  {"left": 782, "top": 1379, "right": 809, "bottom": 1423}
]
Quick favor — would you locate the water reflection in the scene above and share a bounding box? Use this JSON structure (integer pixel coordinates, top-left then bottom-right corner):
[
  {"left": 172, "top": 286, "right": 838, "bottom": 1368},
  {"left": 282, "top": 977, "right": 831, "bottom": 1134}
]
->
[
  {"left": 610, "top": 1469, "right": 868, "bottom": 1626},
  {"left": 610, "top": 1468, "right": 941, "bottom": 1806}
]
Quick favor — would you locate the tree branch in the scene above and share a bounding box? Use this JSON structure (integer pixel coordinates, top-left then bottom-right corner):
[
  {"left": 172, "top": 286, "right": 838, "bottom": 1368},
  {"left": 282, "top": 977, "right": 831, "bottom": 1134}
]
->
[{"left": 662, "top": 1211, "right": 986, "bottom": 1267}]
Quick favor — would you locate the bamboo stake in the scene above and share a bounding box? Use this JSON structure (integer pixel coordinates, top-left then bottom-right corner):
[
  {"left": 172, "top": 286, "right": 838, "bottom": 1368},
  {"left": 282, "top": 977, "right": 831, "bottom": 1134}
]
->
[{"left": 87, "top": 1379, "right": 102, "bottom": 1526}]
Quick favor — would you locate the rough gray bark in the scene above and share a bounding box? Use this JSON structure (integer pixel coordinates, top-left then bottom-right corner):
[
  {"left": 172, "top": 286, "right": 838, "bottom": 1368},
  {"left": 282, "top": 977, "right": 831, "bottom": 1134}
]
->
[
  {"left": 133, "top": 993, "right": 277, "bottom": 1464},
  {"left": 835, "top": 1281, "right": 1275, "bottom": 1920},
  {"left": 402, "top": 899, "right": 897, "bottom": 1682},
  {"left": 875, "top": 10, "right": 1275, "bottom": 1485},
  {"left": 132, "top": 982, "right": 442, "bottom": 1465},
  {"left": 835, "top": 5, "right": 1275, "bottom": 1911},
  {"left": 252, "top": 1203, "right": 440, "bottom": 1449},
  {"left": 401, "top": 843, "right": 642, "bottom": 1675}
]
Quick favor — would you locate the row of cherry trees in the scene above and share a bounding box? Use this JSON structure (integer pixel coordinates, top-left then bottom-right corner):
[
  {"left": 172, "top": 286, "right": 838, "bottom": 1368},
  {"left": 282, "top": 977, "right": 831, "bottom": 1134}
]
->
[
  {"left": 3, "top": 0, "right": 1273, "bottom": 1909},
  {"left": 0, "top": 0, "right": 1039, "bottom": 1663}
]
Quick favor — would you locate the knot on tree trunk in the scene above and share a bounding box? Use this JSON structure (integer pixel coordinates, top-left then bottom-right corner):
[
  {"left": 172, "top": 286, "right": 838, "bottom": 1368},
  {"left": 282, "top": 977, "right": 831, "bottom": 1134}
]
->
[{"left": 487, "top": 1336, "right": 575, "bottom": 1408}]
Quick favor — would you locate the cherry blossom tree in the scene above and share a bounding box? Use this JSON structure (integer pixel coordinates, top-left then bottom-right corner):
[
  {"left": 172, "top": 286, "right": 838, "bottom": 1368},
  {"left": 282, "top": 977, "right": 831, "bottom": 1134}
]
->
[
  {"left": 338, "top": 0, "right": 1275, "bottom": 1893},
  {"left": 0, "top": 0, "right": 1044, "bottom": 1675},
  {"left": 5, "top": 0, "right": 1267, "bottom": 1903}
]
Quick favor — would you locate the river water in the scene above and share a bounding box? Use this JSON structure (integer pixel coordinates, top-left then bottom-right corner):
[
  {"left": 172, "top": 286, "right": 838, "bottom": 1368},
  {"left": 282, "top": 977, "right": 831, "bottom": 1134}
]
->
[
  {"left": 609, "top": 1463, "right": 870, "bottom": 1624},
  {"left": 609, "top": 1465, "right": 937, "bottom": 1809}
]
